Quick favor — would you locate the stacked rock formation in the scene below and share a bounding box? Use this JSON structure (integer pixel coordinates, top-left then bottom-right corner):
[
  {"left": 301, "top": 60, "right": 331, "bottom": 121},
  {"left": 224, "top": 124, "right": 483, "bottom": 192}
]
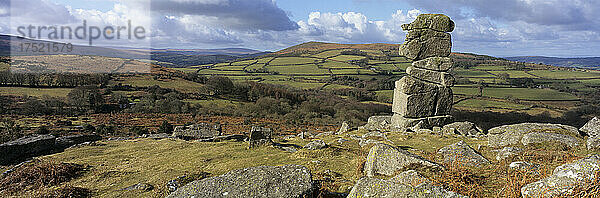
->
[{"left": 392, "top": 14, "right": 455, "bottom": 129}]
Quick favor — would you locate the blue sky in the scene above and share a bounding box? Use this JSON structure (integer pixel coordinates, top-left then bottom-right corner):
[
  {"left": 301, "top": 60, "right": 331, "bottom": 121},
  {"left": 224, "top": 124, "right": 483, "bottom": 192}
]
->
[{"left": 2, "top": 0, "right": 600, "bottom": 57}]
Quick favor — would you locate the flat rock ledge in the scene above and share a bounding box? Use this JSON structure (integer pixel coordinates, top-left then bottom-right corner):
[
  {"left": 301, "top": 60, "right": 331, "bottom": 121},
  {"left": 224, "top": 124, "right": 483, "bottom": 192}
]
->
[
  {"left": 167, "top": 165, "right": 314, "bottom": 198},
  {"left": 488, "top": 123, "right": 581, "bottom": 148},
  {"left": 437, "top": 141, "right": 490, "bottom": 167},
  {"left": 364, "top": 143, "right": 441, "bottom": 177},
  {"left": 348, "top": 170, "right": 466, "bottom": 198},
  {"left": 521, "top": 132, "right": 580, "bottom": 148},
  {"left": 521, "top": 155, "right": 600, "bottom": 197}
]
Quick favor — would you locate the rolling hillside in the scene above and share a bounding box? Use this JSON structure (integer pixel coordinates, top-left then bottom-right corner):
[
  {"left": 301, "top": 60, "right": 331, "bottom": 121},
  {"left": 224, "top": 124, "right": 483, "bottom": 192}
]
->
[{"left": 506, "top": 56, "right": 600, "bottom": 70}]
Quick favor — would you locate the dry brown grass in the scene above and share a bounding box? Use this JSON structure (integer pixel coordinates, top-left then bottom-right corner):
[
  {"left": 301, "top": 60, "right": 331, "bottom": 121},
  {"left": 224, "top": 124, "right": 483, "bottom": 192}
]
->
[
  {"left": 0, "top": 160, "right": 86, "bottom": 194},
  {"left": 566, "top": 171, "right": 600, "bottom": 198},
  {"left": 40, "top": 185, "right": 91, "bottom": 198}
]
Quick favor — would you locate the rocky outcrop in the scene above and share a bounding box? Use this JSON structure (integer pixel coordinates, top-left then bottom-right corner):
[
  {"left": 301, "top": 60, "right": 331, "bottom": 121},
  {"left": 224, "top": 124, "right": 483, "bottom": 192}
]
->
[
  {"left": 509, "top": 161, "right": 540, "bottom": 172},
  {"left": 303, "top": 140, "right": 327, "bottom": 150},
  {"left": 362, "top": 116, "right": 392, "bottom": 131},
  {"left": 364, "top": 143, "right": 441, "bottom": 176},
  {"left": 521, "top": 155, "right": 600, "bottom": 197},
  {"left": 437, "top": 141, "right": 490, "bottom": 167},
  {"left": 0, "top": 134, "right": 56, "bottom": 165},
  {"left": 442, "top": 121, "right": 484, "bottom": 137},
  {"left": 348, "top": 170, "right": 466, "bottom": 198},
  {"left": 56, "top": 134, "right": 102, "bottom": 149},
  {"left": 166, "top": 165, "right": 314, "bottom": 198},
  {"left": 173, "top": 123, "right": 221, "bottom": 140},
  {"left": 521, "top": 132, "right": 580, "bottom": 148},
  {"left": 338, "top": 122, "right": 350, "bottom": 134},
  {"left": 493, "top": 147, "right": 523, "bottom": 161},
  {"left": 580, "top": 117, "right": 600, "bottom": 137},
  {"left": 392, "top": 14, "right": 455, "bottom": 129},
  {"left": 248, "top": 126, "right": 273, "bottom": 148},
  {"left": 587, "top": 137, "right": 600, "bottom": 150},
  {"left": 488, "top": 123, "right": 581, "bottom": 148}
]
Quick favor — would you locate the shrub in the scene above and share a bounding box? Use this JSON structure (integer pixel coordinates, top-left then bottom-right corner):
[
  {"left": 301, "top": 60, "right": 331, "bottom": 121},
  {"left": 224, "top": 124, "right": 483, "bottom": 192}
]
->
[{"left": 0, "top": 160, "right": 85, "bottom": 193}]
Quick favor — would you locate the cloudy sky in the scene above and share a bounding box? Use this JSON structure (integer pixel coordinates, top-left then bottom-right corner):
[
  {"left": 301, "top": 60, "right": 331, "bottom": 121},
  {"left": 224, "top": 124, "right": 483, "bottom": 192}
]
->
[{"left": 1, "top": 0, "right": 599, "bottom": 57}]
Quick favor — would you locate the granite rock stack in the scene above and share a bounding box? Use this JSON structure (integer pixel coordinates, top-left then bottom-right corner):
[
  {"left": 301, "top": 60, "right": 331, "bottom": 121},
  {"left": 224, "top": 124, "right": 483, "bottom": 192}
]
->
[{"left": 392, "top": 14, "right": 455, "bottom": 129}]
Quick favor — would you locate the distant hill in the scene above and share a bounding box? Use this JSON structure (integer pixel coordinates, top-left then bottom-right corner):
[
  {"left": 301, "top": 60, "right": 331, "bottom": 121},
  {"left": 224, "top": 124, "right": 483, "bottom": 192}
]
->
[
  {"left": 0, "top": 34, "right": 266, "bottom": 68},
  {"left": 505, "top": 56, "right": 600, "bottom": 70}
]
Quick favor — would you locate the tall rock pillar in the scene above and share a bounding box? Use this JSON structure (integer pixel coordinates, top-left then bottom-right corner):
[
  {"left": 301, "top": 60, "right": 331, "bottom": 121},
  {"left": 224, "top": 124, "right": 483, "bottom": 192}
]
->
[{"left": 392, "top": 14, "right": 455, "bottom": 129}]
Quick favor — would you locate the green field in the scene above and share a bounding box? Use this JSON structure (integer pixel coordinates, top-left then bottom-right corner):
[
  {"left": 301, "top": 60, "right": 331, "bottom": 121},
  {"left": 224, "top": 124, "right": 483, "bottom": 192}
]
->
[
  {"left": 213, "top": 65, "right": 246, "bottom": 71},
  {"left": 529, "top": 70, "right": 600, "bottom": 79},
  {"left": 198, "top": 69, "right": 248, "bottom": 75},
  {"left": 329, "top": 55, "right": 365, "bottom": 62},
  {"left": 454, "top": 70, "right": 496, "bottom": 78},
  {"left": 267, "top": 64, "right": 329, "bottom": 75},
  {"left": 230, "top": 59, "right": 257, "bottom": 66},
  {"left": 264, "top": 80, "right": 325, "bottom": 89},
  {"left": 270, "top": 57, "right": 318, "bottom": 65},
  {"left": 320, "top": 61, "right": 360, "bottom": 69},
  {"left": 453, "top": 86, "right": 579, "bottom": 100},
  {"left": 172, "top": 68, "right": 198, "bottom": 73},
  {"left": 331, "top": 68, "right": 375, "bottom": 75},
  {"left": 455, "top": 98, "right": 531, "bottom": 110},
  {"left": 488, "top": 71, "right": 538, "bottom": 78},
  {"left": 113, "top": 76, "right": 204, "bottom": 93},
  {"left": 0, "top": 87, "right": 73, "bottom": 98},
  {"left": 471, "top": 64, "right": 506, "bottom": 70},
  {"left": 312, "top": 50, "right": 345, "bottom": 58}
]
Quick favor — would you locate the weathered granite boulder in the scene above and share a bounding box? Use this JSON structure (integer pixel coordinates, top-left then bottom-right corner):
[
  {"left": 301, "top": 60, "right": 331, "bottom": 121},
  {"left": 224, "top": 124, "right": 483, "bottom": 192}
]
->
[
  {"left": 521, "top": 132, "right": 581, "bottom": 148},
  {"left": 509, "top": 161, "right": 540, "bottom": 172},
  {"left": 348, "top": 170, "right": 466, "bottom": 198},
  {"left": 443, "top": 121, "right": 484, "bottom": 137},
  {"left": 166, "top": 165, "right": 314, "bottom": 198},
  {"left": 338, "top": 122, "right": 350, "bottom": 134},
  {"left": 437, "top": 141, "right": 490, "bottom": 167},
  {"left": 141, "top": 133, "right": 171, "bottom": 139},
  {"left": 303, "top": 140, "right": 327, "bottom": 150},
  {"left": 580, "top": 117, "right": 600, "bottom": 137},
  {"left": 401, "top": 14, "right": 455, "bottom": 33},
  {"left": 400, "top": 29, "right": 452, "bottom": 61},
  {"left": 249, "top": 126, "right": 273, "bottom": 148},
  {"left": 362, "top": 116, "right": 392, "bottom": 131},
  {"left": 412, "top": 57, "right": 453, "bottom": 71},
  {"left": 121, "top": 183, "right": 154, "bottom": 191},
  {"left": 406, "top": 66, "right": 455, "bottom": 86},
  {"left": 395, "top": 76, "right": 440, "bottom": 95},
  {"left": 364, "top": 143, "right": 441, "bottom": 177},
  {"left": 587, "top": 137, "right": 600, "bottom": 150},
  {"left": 173, "top": 123, "right": 221, "bottom": 140},
  {"left": 0, "top": 134, "right": 56, "bottom": 165},
  {"left": 393, "top": 89, "right": 437, "bottom": 118},
  {"left": 392, "top": 114, "right": 452, "bottom": 129},
  {"left": 521, "top": 155, "right": 600, "bottom": 197},
  {"left": 493, "top": 147, "right": 523, "bottom": 161},
  {"left": 56, "top": 134, "right": 102, "bottom": 149},
  {"left": 488, "top": 123, "right": 581, "bottom": 148}
]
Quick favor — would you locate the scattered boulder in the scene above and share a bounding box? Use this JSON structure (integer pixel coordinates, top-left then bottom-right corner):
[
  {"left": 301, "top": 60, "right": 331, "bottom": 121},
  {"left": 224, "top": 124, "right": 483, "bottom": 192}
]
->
[
  {"left": 141, "top": 133, "right": 170, "bottom": 139},
  {"left": 401, "top": 14, "right": 455, "bottom": 33},
  {"left": 359, "top": 139, "right": 381, "bottom": 148},
  {"left": 442, "top": 121, "right": 484, "bottom": 137},
  {"left": 362, "top": 131, "right": 385, "bottom": 139},
  {"left": 521, "top": 155, "right": 600, "bottom": 197},
  {"left": 56, "top": 134, "right": 102, "bottom": 149},
  {"left": 362, "top": 116, "right": 392, "bottom": 131},
  {"left": 338, "top": 122, "right": 350, "bottom": 134},
  {"left": 488, "top": 123, "right": 580, "bottom": 148},
  {"left": 166, "top": 173, "right": 210, "bottom": 193},
  {"left": 348, "top": 170, "right": 466, "bottom": 198},
  {"left": 0, "top": 134, "right": 56, "bottom": 165},
  {"left": 364, "top": 143, "right": 441, "bottom": 177},
  {"left": 336, "top": 138, "right": 349, "bottom": 144},
  {"left": 509, "top": 161, "right": 540, "bottom": 172},
  {"left": 493, "top": 147, "right": 523, "bottom": 161},
  {"left": 248, "top": 126, "right": 273, "bottom": 148},
  {"left": 172, "top": 123, "right": 221, "bottom": 140},
  {"left": 167, "top": 165, "right": 314, "bottom": 198},
  {"left": 121, "top": 183, "right": 154, "bottom": 191},
  {"left": 521, "top": 132, "right": 580, "bottom": 148},
  {"left": 580, "top": 117, "right": 600, "bottom": 137},
  {"left": 303, "top": 140, "right": 327, "bottom": 150},
  {"left": 196, "top": 135, "right": 247, "bottom": 142},
  {"left": 437, "top": 141, "right": 490, "bottom": 167},
  {"left": 587, "top": 137, "right": 600, "bottom": 150}
]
